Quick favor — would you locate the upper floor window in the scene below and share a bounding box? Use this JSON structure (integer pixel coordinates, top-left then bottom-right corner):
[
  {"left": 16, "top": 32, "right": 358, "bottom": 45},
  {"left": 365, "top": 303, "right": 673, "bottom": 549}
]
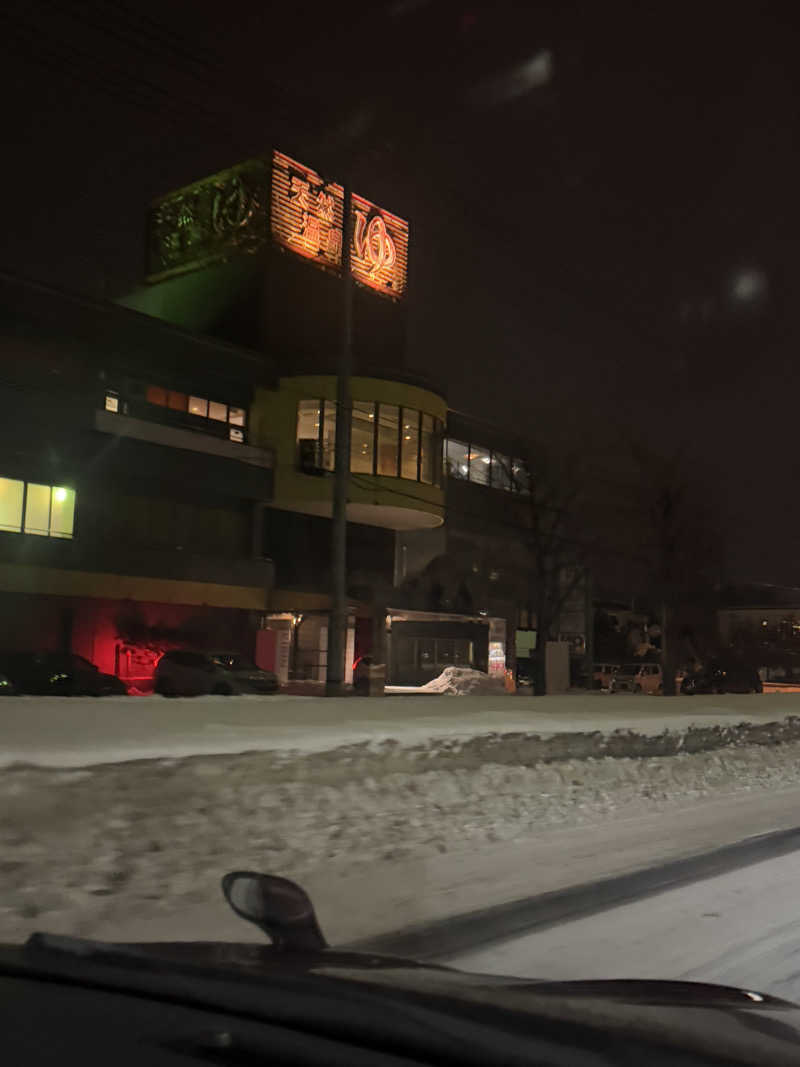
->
[
  {"left": 445, "top": 438, "right": 531, "bottom": 494},
  {"left": 0, "top": 478, "right": 76, "bottom": 539},
  {"left": 105, "top": 384, "right": 247, "bottom": 444},
  {"left": 297, "top": 399, "right": 443, "bottom": 485}
]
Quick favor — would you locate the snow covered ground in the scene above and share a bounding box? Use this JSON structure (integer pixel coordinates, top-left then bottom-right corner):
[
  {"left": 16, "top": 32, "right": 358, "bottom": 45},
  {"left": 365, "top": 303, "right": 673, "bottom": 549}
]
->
[
  {"left": 5, "top": 691, "right": 800, "bottom": 964},
  {"left": 3, "top": 690, "right": 800, "bottom": 768},
  {"left": 449, "top": 848, "right": 800, "bottom": 1002}
]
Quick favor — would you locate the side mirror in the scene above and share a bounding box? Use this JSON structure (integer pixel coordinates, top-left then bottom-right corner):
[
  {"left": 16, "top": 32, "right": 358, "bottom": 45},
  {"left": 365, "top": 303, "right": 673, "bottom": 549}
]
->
[{"left": 221, "top": 871, "right": 327, "bottom": 951}]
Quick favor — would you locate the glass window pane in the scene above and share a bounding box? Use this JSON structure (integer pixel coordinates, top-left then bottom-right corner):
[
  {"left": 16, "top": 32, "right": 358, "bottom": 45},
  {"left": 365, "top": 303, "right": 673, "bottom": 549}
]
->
[
  {"left": 445, "top": 439, "right": 469, "bottom": 480},
  {"left": 228, "top": 406, "right": 246, "bottom": 426},
  {"left": 50, "top": 487, "right": 75, "bottom": 539},
  {"left": 491, "top": 452, "right": 512, "bottom": 490},
  {"left": 512, "top": 459, "right": 531, "bottom": 494},
  {"left": 188, "top": 396, "right": 208, "bottom": 417},
  {"left": 208, "top": 401, "right": 227, "bottom": 422},
  {"left": 24, "top": 483, "right": 51, "bottom": 536},
  {"left": 321, "top": 400, "right": 337, "bottom": 471},
  {"left": 0, "top": 477, "right": 24, "bottom": 532},
  {"left": 146, "top": 385, "right": 167, "bottom": 406},
  {"left": 400, "top": 408, "right": 420, "bottom": 480},
  {"left": 297, "top": 399, "right": 321, "bottom": 442},
  {"left": 469, "top": 445, "right": 490, "bottom": 485},
  {"left": 167, "top": 390, "right": 187, "bottom": 412},
  {"left": 351, "top": 401, "right": 375, "bottom": 473},
  {"left": 105, "top": 392, "right": 119, "bottom": 413},
  {"left": 434, "top": 420, "right": 444, "bottom": 486},
  {"left": 419, "top": 413, "right": 435, "bottom": 484},
  {"left": 377, "top": 404, "right": 399, "bottom": 476}
]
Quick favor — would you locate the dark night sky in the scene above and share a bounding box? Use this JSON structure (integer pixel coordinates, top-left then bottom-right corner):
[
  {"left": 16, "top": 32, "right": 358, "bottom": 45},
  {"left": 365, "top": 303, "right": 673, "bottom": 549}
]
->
[{"left": 2, "top": 0, "right": 799, "bottom": 583}]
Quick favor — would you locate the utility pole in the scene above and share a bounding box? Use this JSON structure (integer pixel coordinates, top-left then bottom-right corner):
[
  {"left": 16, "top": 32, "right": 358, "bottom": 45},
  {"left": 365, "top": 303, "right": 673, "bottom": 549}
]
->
[
  {"left": 584, "top": 569, "right": 594, "bottom": 689},
  {"left": 326, "top": 183, "right": 353, "bottom": 696}
]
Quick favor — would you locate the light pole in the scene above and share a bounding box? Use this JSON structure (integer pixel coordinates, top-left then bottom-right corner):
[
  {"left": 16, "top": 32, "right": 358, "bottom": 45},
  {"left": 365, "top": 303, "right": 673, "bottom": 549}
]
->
[{"left": 325, "top": 182, "right": 354, "bottom": 696}]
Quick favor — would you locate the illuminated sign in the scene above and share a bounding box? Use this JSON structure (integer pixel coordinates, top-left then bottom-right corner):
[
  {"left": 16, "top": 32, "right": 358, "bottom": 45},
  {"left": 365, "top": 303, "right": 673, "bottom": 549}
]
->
[
  {"left": 351, "top": 193, "right": 408, "bottom": 299},
  {"left": 270, "top": 150, "right": 344, "bottom": 271},
  {"left": 147, "top": 159, "right": 268, "bottom": 282}
]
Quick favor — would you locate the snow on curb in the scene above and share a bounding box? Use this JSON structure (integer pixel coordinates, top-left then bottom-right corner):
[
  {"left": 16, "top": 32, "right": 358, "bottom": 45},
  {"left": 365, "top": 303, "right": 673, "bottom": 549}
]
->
[{"left": 5, "top": 719, "right": 800, "bottom": 944}]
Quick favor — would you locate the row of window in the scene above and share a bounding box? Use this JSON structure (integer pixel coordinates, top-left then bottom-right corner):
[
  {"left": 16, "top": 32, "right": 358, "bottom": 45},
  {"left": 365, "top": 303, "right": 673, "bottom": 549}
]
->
[
  {"left": 445, "top": 440, "right": 531, "bottom": 493},
  {"left": 0, "top": 478, "right": 76, "bottom": 539},
  {"left": 297, "top": 400, "right": 444, "bottom": 485},
  {"left": 106, "top": 387, "right": 247, "bottom": 443}
]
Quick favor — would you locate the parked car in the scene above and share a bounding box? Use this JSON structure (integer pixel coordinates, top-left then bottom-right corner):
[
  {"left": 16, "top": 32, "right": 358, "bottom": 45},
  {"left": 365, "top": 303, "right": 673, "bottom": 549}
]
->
[
  {"left": 0, "top": 652, "right": 127, "bottom": 696},
  {"left": 611, "top": 662, "right": 663, "bottom": 694},
  {"left": 154, "top": 649, "right": 279, "bottom": 696},
  {"left": 681, "top": 663, "right": 762, "bottom": 694},
  {"left": 593, "top": 663, "right": 620, "bottom": 689}
]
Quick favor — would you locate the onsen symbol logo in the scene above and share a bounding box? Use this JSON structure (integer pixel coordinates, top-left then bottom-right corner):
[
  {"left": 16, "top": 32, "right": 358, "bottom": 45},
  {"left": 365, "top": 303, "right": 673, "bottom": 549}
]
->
[{"left": 353, "top": 210, "right": 396, "bottom": 277}]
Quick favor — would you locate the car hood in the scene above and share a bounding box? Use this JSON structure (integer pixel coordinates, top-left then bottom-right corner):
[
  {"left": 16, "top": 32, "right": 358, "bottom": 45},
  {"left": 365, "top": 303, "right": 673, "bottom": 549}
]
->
[{"left": 3, "top": 936, "right": 800, "bottom": 1064}]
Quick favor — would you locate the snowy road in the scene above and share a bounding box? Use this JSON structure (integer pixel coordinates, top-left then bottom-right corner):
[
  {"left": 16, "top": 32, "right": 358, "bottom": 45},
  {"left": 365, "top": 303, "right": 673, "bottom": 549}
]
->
[{"left": 447, "top": 847, "right": 800, "bottom": 1002}]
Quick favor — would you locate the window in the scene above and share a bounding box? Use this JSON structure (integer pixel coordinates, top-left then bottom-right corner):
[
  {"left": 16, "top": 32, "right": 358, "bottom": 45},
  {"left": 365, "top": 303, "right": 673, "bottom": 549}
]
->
[
  {"left": 146, "top": 385, "right": 167, "bottom": 406},
  {"left": 167, "top": 390, "right": 187, "bottom": 412},
  {"left": 145, "top": 386, "right": 245, "bottom": 439},
  {"left": 490, "top": 452, "right": 512, "bottom": 490},
  {"left": 208, "top": 401, "right": 227, "bottom": 422},
  {"left": 0, "top": 478, "right": 75, "bottom": 539},
  {"left": 321, "top": 400, "right": 337, "bottom": 471},
  {"left": 297, "top": 399, "right": 321, "bottom": 456},
  {"left": 445, "top": 439, "right": 470, "bottom": 479},
  {"left": 297, "top": 398, "right": 441, "bottom": 483},
  {"left": 377, "top": 404, "right": 399, "bottom": 476},
  {"left": 189, "top": 396, "right": 208, "bottom": 417},
  {"left": 401, "top": 408, "right": 420, "bottom": 480},
  {"left": 0, "top": 478, "right": 24, "bottom": 532},
  {"left": 420, "top": 414, "right": 435, "bottom": 484},
  {"left": 228, "top": 407, "right": 246, "bottom": 426},
  {"left": 469, "top": 445, "right": 490, "bottom": 485},
  {"left": 229, "top": 427, "right": 244, "bottom": 443},
  {"left": 512, "top": 460, "right": 531, "bottom": 494},
  {"left": 105, "top": 392, "right": 119, "bottom": 413},
  {"left": 351, "top": 402, "right": 375, "bottom": 473}
]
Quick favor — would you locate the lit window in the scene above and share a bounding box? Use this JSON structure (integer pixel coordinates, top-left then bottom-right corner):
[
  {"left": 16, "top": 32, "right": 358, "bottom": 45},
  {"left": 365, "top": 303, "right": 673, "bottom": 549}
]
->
[
  {"left": 400, "top": 409, "right": 420, "bottom": 480},
  {"left": 351, "top": 402, "right": 375, "bottom": 474},
  {"left": 512, "top": 460, "right": 531, "bottom": 494},
  {"left": 24, "top": 484, "right": 52, "bottom": 536},
  {"left": 208, "top": 401, "right": 227, "bottom": 422},
  {"left": 445, "top": 440, "right": 469, "bottom": 480},
  {"left": 146, "top": 385, "right": 167, "bottom": 407},
  {"left": 490, "top": 452, "right": 512, "bottom": 491},
  {"left": 167, "top": 391, "right": 187, "bottom": 412},
  {"left": 228, "top": 406, "right": 246, "bottom": 427},
  {"left": 377, "top": 404, "right": 399, "bottom": 476},
  {"left": 420, "top": 414, "right": 435, "bottom": 484},
  {"left": 0, "top": 478, "right": 24, "bottom": 532},
  {"left": 321, "top": 401, "right": 337, "bottom": 471},
  {"left": 105, "top": 392, "right": 119, "bottom": 413},
  {"left": 49, "top": 487, "right": 76, "bottom": 539},
  {"left": 229, "top": 427, "right": 244, "bottom": 443},
  {"left": 469, "top": 446, "right": 490, "bottom": 485},
  {"left": 189, "top": 396, "right": 208, "bottom": 417}
]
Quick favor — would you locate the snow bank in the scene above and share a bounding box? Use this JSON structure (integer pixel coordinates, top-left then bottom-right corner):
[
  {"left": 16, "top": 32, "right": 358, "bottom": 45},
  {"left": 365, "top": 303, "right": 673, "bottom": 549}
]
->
[
  {"left": 6, "top": 733, "right": 800, "bottom": 947},
  {"left": 419, "top": 666, "right": 504, "bottom": 695}
]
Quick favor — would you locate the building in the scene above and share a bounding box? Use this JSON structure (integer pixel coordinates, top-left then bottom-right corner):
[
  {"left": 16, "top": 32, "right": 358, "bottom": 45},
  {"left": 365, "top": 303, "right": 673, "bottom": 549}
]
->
[
  {"left": 0, "top": 273, "right": 274, "bottom": 690},
  {"left": 0, "top": 149, "right": 587, "bottom": 690}
]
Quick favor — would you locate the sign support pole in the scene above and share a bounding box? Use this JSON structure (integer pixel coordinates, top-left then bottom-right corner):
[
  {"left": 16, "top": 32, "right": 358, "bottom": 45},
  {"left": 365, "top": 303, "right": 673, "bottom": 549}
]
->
[{"left": 326, "top": 182, "right": 353, "bottom": 696}]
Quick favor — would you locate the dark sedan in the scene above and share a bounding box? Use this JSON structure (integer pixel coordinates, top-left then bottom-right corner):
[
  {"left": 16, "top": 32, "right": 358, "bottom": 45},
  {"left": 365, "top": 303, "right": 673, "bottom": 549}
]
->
[
  {"left": 0, "top": 652, "right": 127, "bottom": 696},
  {"left": 681, "top": 664, "right": 762, "bottom": 695}
]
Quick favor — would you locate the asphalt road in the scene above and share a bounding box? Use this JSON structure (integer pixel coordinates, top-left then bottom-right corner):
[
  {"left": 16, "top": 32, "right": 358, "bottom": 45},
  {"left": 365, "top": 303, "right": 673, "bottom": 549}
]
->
[{"left": 444, "top": 837, "right": 800, "bottom": 1003}]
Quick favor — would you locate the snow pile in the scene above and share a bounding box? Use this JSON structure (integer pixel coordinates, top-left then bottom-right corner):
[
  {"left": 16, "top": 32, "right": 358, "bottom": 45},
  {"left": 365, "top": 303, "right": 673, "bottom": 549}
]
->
[
  {"left": 420, "top": 667, "right": 504, "bottom": 695},
  {"left": 6, "top": 737, "right": 800, "bottom": 946}
]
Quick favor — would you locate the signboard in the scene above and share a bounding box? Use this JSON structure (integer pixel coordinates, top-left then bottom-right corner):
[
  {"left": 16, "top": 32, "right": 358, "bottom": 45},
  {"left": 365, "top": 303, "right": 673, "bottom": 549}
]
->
[
  {"left": 147, "top": 149, "right": 409, "bottom": 299},
  {"left": 270, "top": 150, "right": 344, "bottom": 272},
  {"left": 350, "top": 193, "right": 409, "bottom": 299},
  {"left": 147, "top": 159, "right": 268, "bottom": 282}
]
